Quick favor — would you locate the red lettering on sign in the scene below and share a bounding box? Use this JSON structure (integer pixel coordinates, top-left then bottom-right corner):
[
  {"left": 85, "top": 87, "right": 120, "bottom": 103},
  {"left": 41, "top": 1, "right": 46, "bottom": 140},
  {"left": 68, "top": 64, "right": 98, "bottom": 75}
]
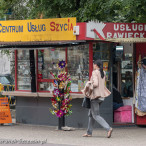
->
[
  {"left": 50, "top": 22, "right": 55, "bottom": 31},
  {"left": 68, "top": 19, "right": 70, "bottom": 31},
  {"left": 56, "top": 24, "right": 59, "bottom": 31},
  {"left": 50, "top": 19, "right": 74, "bottom": 32},
  {"left": 70, "top": 23, "right": 73, "bottom": 31}
]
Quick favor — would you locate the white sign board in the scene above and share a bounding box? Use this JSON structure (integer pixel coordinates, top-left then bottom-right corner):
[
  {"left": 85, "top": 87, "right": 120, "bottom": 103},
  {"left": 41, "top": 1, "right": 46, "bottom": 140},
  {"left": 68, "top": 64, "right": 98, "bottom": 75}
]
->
[{"left": 0, "top": 53, "right": 10, "bottom": 74}]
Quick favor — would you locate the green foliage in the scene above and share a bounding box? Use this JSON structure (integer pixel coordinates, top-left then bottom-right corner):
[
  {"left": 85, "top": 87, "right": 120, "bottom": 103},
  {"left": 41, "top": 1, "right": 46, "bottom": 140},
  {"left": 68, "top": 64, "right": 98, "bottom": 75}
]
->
[
  {"left": 0, "top": 0, "right": 146, "bottom": 22},
  {"left": 0, "top": 50, "right": 10, "bottom": 58},
  {"left": 0, "top": 50, "right": 10, "bottom": 56}
]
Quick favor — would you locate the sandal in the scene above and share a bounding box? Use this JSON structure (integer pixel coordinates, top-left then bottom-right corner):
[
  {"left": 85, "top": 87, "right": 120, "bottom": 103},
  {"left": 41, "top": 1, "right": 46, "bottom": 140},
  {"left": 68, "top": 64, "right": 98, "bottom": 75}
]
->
[
  {"left": 107, "top": 128, "right": 113, "bottom": 138},
  {"left": 82, "top": 134, "right": 92, "bottom": 137}
]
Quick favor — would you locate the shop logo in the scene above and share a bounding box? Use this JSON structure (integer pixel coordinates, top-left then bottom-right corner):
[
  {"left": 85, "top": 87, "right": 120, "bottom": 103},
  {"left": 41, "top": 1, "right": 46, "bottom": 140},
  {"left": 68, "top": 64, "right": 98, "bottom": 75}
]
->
[{"left": 86, "top": 21, "right": 106, "bottom": 40}]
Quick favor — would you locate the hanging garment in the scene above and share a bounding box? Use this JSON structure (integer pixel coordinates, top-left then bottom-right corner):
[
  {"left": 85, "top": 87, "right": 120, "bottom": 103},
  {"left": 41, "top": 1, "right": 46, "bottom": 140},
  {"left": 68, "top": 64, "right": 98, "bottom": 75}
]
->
[
  {"left": 134, "top": 69, "right": 140, "bottom": 109},
  {"left": 138, "top": 67, "right": 146, "bottom": 112}
]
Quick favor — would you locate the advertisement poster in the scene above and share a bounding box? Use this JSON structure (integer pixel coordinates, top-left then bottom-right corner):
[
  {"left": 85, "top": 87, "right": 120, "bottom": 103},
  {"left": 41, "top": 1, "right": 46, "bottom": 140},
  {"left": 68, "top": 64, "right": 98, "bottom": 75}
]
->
[
  {"left": 0, "top": 97, "right": 12, "bottom": 124},
  {"left": 103, "top": 62, "right": 108, "bottom": 72}
]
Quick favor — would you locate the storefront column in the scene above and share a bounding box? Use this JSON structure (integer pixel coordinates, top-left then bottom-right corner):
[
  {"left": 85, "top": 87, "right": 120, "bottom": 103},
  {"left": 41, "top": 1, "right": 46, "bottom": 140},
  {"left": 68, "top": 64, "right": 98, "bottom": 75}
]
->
[
  {"left": 29, "top": 50, "right": 36, "bottom": 92},
  {"left": 15, "top": 50, "right": 18, "bottom": 90},
  {"left": 89, "top": 42, "right": 93, "bottom": 79}
]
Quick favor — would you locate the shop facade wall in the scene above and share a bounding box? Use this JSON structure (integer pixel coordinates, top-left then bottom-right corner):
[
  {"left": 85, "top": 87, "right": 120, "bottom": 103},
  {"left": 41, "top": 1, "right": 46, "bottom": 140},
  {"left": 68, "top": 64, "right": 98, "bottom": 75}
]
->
[
  {"left": 15, "top": 42, "right": 113, "bottom": 127},
  {"left": 65, "top": 95, "right": 113, "bottom": 128},
  {"left": 136, "top": 43, "right": 146, "bottom": 63},
  {"left": 16, "top": 97, "right": 58, "bottom": 125},
  {"left": 16, "top": 95, "right": 113, "bottom": 128}
]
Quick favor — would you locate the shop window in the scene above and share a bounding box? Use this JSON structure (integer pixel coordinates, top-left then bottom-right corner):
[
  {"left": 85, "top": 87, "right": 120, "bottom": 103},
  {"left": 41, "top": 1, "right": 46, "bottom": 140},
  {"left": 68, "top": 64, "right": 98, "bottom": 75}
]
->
[
  {"left": 93, "top": 42, "right": 110, "bottom": 89},
  {"left": 17, "top": 50, "right": 31, "bottom": 90},
  {"left": 37, "top": 45, "right": 89, "bottom": 93},
  {"left": 37, "top": 48, "right": 65, "bottom": 91},
  {"left": 67, "top": 44, "right": 89, "bottom": 92}
]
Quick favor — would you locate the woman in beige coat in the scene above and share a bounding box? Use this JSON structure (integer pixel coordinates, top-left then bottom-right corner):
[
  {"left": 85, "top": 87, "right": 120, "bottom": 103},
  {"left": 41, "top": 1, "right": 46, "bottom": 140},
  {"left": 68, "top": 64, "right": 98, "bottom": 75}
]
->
[{"left": 82, "top": 60, "right": 113, "bottom": 138}]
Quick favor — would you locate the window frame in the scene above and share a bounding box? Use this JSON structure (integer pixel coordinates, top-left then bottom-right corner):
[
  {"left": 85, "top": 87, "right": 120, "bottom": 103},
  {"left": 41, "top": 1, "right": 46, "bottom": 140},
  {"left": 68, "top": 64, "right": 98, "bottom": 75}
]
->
[
  {"left": 15, "top": 43, "right": 93, "bottom": 93},
  {"left": 36, "top": 43, "right": 92, "bottom": 93}
]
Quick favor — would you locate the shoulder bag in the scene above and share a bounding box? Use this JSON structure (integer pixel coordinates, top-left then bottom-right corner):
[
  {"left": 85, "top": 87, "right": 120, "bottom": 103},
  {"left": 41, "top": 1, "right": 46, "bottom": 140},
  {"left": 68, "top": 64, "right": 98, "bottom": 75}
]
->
[{"left": 82, "top": 97, "right": 91, "bottom": 109}]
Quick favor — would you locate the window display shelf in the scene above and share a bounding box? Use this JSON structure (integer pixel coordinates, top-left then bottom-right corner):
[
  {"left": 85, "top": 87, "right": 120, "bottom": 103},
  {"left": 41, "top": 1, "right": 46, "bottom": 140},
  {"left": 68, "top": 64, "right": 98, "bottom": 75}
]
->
[
  {"left": 17, "top": 77, "right": 30, "bottom": 78},
  {"left": 18, "top": 83, "right": 31, "bottom": 85},
  {"left": 17, "top": 60, "right": 30, "bottom": 61}
]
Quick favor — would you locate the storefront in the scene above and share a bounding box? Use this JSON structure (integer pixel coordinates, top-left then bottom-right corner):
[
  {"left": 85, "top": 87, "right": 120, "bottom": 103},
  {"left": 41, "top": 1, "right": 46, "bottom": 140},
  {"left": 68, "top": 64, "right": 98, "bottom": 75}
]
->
[
  {"left": 1, "top": 19, "right": 146, "bottom": 127},
  {"left": 83, "top": 21, "right": 146, "bottom": 126}
]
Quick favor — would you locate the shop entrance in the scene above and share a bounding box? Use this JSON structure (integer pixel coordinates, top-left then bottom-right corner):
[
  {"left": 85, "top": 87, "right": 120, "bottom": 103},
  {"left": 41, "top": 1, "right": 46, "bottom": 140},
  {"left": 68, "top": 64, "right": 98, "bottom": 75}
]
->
[{"left": 113, "top": 43, "right": 134, "bottom": 124}]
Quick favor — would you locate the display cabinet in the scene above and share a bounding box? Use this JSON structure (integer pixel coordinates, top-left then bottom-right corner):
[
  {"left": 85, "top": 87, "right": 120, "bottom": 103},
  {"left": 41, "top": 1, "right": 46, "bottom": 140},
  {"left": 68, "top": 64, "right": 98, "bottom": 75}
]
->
[
  {"left": 17, "top": 50, "right": 31, "bottom": 90},
  {"left": 67, "top": 44, "right": 89, "bottom": 92},
  {"left": 37, "top": 48, "right": 66, "bottom": 91},
  {"left": 37, "top": 44, "right": 90, "bottom": 92}
]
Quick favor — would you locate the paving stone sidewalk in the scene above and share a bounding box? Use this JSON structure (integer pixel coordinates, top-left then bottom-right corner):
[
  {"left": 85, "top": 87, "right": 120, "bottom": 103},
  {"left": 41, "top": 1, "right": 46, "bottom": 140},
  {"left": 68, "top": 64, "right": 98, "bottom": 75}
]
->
[{"left": 0, "top": 124, "right": 146, "bottom": 146}]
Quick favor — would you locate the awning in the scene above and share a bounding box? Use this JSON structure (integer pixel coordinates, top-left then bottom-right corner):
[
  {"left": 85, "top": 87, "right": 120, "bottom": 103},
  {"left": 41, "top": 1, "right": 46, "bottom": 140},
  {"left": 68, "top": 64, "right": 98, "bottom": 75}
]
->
[
  {"left": 104, "top": 38, "right": 146, "bottom": 43},
  {"left": 0, "top": 40, "right": 86, "bottom": 49},
  {"left": 94, "top": 38, "right": 146, "bottom": 43}
]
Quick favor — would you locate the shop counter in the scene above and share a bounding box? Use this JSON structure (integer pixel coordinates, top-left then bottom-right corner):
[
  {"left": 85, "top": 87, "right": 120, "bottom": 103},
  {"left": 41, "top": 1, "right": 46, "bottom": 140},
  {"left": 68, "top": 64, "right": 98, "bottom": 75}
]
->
[{"left": 2, "top": 91, "right": 84, "bottom": 99}]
